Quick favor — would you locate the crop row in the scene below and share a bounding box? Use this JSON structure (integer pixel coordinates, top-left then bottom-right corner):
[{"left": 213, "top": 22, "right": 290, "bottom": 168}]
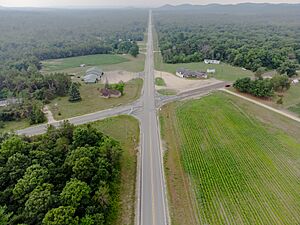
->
[{"left": 174, "top": 94, "right": 300, "bottom": 224}]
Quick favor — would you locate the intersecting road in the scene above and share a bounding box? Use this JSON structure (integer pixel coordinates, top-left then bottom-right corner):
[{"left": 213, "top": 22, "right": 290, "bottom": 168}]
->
[{"left": 16, "top": 10, "right": 227, "bottom": 225}]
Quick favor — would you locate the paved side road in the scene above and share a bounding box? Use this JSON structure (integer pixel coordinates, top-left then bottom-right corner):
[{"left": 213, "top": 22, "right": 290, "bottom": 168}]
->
[
  {"left": 222, "top": 89, "right": 300, "bottom": 123},
  {"left": 16, "top": 101, "right": 142, "bottom": 136}
]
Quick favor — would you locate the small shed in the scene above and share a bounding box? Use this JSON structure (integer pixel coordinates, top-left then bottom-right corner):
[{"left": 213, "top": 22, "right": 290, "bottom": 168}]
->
[{"left": 207, "top": 68, "right": 216, "bottom": 73}]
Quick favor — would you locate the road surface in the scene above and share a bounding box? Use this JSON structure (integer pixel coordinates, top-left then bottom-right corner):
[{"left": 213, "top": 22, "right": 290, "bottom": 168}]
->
[
  {"left": 15, "top": 10, "right": 231, "bottom": 225},
  {"left": 138, "top": 10, "right": 169, "bottom": 225},
  {"left": 16, "top": 100, "right": 143, "bottom": 136}
]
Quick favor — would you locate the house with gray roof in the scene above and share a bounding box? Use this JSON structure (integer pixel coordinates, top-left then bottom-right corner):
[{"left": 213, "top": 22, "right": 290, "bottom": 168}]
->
[
  {"left": 176, "top": 68, "right": 208, "bottom": 79},
  {"left": 82, "top": 67, "right": 104, "bottom": 84}
]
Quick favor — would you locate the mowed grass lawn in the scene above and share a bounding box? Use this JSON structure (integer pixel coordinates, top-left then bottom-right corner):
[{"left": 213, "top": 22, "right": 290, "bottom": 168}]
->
[
  {"left": 49, "top": 78, "right": 143, "bottom": 120},
  {"left": 239, "top": 82, "right": 300, "bottom": 117},
  {"left": 160, "top": 92, "right": 300, "bottom": 225},
  {"left": 281, "top": 84, "right": 300, "bottom": 116},
  {"left": 42, "top": 53, "right": 145, "bottom": 74},
  {"left": 0, "top": 119, "right": 31, "bottom": 133},
  {"left": 84, "top": 115, "right": 139, "bottom": 225}
]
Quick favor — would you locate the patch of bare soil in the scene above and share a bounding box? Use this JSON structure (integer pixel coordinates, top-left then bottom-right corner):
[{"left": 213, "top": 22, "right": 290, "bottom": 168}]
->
[
  {"left": 101, "top": 70, "right": 140, "bottom": 84},
  {"left": 155, "top": 70, "right": 221, "bottom": 94}
]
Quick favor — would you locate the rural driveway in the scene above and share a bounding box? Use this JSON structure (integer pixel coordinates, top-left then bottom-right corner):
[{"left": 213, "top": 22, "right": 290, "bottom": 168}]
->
[{"left": 222, "top": 89, "right": 300, "bottom": 123}]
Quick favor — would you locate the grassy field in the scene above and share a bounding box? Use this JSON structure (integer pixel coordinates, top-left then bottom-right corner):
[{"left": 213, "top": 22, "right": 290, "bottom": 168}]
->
[
  {"left": 157, "top": 89, "right": 177, "bottom": 96},
  {"left": 79, "top": 115, "right": 139, "bottom": 225},
  {"left": 49, "top": 78, "right": 143, "bottom": 120},
  {"left": 160, "top": 92, "right": 300, "bottom": 225},
  {"left": 42, "top": 53, "right": 145, "bottom": 75},
  {"left": 289, "top": 103, "right": 300, "bottom": 115},
  {"left": 280, "top": 84, "right": 300, "bottom": 116},
  {"left": 155, "top": 77, "right": 166, "bottom": 86},
  {"left": 234, "top": 82, "right": 300, "bottom": 117},
  {"left": 0, "top": 119, "right": 31, "bottom": 133}
]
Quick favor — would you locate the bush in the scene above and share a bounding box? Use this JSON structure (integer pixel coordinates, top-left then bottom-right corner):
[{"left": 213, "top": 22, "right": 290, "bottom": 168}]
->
[{"left": 233, "top": 77, "right": 274, "bottom": 98}]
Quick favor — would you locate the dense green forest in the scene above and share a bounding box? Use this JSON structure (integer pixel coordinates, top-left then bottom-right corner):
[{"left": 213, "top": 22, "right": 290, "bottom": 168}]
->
[
  {"left": 153, "top": 9, "right": 300, "bottom": 74},
  {"left": 0, "top": 9, "right": 147, "bottom": 126},
  {"left": 0, "top": 9, "right": 147, "bottom": 68},
  {"left": 0, "top": 122, "right": 122, "bottom": 224}
]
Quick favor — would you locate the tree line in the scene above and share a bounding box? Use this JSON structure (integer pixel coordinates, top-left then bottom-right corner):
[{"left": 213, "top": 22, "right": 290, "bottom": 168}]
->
[
  {"left": 154, "top": 10, "right": 300, "bottom": 74},
  {"left": 233, "top": 75, "right": 290, "bottom": 98},
  {"left": 0, "top": 68, "right": 72, "bottom": 125},
  {"left": 0, "top": 122, "right": 122, "bottom": 224}
]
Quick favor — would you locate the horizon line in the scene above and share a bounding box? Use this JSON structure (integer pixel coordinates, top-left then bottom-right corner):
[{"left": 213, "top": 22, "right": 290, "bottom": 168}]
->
[{"left": 1, "top": 2, "right": 300, "bottom": 9}]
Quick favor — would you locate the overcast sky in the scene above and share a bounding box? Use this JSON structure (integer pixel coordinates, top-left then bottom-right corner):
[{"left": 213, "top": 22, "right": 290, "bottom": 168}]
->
[{"left": 1, "top": 0, "right": 300, "bottom": 8}]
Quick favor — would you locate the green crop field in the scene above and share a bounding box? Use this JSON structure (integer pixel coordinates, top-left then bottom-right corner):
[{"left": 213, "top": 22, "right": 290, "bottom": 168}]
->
[
  {"left": 42, "top": 53, "right": 145, "bottom": 74},
  {"left": 160, "top": 93, "right": 300, "bottom": 225}
]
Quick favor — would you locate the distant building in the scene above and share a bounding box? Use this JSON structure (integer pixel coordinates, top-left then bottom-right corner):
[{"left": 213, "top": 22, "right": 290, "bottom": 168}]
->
[
  {"left": 0, "top": 98, "right": 22, "bottom": 107},
  {"left": 82, "top": 67, "right": 104, "bottom": 84},
  {"left": 207, "top": 68, "right": 216, "bottom": 73},
  {"left": 204, "top": 59, "right": 220, "bottom": 64},
  {"left": 80, "top": 64, "right": 86, "bottom": 68},
  {"left": 176, "top": 68, "right": 207, "bottom": 79},
  {"left": 263, "top": 75, "right": 273, "bottom": 80},
  {"left": 292, "top": 79, "right": 299, "bottom": 85}
]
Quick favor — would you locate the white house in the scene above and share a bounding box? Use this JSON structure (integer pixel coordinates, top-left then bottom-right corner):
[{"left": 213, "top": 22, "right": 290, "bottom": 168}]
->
[
  {"left": 207, "top": 68, "right": 216, "bottom": 73},
  {"left": 204, "top": 59, "right": 220, "bottom": 64}
]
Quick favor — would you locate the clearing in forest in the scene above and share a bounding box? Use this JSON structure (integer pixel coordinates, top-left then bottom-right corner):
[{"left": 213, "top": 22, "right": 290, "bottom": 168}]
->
[
  {"left": 160, "top": 92, "right": 300, "bottom": 225},
  {"left": 42, "top": 53, "right": 145, "bottom": 74}
]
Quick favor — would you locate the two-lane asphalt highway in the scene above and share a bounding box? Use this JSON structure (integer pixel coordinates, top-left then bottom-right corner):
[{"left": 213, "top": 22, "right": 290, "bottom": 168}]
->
[
  {"left": 16, "top": 10, "right": 228, "bottom": 225},
  {"left": 138, "top": 10, "right": 169, "bottom": 225}
]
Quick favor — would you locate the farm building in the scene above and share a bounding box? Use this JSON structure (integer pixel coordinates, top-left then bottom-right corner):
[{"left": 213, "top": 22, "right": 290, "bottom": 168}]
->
[
  {"left": 207, "top": 68, "right": 216, "bottom": 73},
  {"left": 204, "top": 59, "right": 220, "bottom": 64},
  {"left": 82, "top": 67, "right": 104, "bottom": 84},
  {"left": 176, "top": 68, "right": 208, "bottom": 79}
]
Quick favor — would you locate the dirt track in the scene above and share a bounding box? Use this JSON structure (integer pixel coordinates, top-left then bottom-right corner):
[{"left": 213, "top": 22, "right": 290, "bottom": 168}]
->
[
  {"left": 155, "top": 70, "right": 221, "bottom": 94},
  {"left": 101, "top": 70, "right": 140, "bottom": 84}
]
